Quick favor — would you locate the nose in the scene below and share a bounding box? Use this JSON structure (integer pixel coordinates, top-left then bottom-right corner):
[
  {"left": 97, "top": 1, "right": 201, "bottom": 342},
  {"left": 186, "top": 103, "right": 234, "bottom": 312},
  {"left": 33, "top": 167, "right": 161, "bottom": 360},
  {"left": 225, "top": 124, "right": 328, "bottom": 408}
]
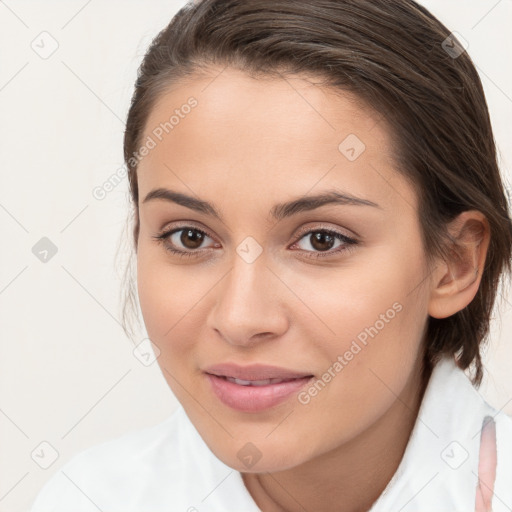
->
[{"left": 206, "top": 251, "right": 289, "bottom": 347}]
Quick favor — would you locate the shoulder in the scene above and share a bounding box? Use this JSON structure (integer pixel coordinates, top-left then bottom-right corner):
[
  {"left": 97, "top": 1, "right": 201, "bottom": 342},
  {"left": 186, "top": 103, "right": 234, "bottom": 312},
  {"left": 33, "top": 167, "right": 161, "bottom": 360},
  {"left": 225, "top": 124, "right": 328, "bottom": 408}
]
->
[{"left": 29, "top": 407, "right": 192, "bottom": 512}]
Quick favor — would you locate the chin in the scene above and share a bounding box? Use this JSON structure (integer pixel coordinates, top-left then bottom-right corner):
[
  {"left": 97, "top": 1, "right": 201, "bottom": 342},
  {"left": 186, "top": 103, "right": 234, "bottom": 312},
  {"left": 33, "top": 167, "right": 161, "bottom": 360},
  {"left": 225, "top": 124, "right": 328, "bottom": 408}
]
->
[{"left": 205, "top": 433, "right": 316, "bottom": 474}]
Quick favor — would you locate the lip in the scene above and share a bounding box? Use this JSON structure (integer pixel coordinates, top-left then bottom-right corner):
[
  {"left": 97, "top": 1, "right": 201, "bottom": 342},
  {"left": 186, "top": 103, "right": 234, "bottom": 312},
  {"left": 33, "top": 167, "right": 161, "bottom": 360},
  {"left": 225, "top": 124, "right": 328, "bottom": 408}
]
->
[
  {"left": 203, "top": 363, "right": 314, "bottom": 413},
  {"left": 203, "top": 363, "right": 313, "bottom": 381}
]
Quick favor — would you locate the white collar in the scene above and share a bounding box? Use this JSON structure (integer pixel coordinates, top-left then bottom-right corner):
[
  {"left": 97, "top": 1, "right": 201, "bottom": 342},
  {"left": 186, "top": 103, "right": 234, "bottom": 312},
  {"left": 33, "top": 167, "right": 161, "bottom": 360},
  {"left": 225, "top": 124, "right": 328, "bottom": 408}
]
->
[{"left": 368, "top": 355, "right": 497, "bottom": 511}]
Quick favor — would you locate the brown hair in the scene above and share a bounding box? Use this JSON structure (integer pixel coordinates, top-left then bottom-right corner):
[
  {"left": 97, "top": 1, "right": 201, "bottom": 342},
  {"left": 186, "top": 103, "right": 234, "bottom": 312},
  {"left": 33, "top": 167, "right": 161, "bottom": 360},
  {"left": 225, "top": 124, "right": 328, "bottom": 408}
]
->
[{"left": 121, "top": 0, "right": 512, "bottom": 385}]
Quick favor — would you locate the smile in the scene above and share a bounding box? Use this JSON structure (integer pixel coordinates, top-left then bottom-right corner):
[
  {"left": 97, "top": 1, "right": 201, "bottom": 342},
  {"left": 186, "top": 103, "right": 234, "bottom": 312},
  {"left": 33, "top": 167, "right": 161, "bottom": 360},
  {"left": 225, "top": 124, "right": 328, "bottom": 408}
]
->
[{"left": 205, "top": 372, "right": 314, "bottom": 412}]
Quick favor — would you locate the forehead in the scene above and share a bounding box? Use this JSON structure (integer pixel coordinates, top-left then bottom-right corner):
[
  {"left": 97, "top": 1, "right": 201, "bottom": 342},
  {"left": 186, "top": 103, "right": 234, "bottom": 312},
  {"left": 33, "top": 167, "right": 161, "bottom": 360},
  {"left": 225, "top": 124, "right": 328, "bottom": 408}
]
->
[{"left": 137, "top": 67, "right": 417, "bottom": 215}]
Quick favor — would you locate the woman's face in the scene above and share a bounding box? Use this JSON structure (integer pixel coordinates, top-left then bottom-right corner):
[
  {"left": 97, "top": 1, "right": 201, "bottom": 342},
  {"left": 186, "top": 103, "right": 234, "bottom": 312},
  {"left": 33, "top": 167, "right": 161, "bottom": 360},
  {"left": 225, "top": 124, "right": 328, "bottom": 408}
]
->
[{"left": 135, "top": 66, "right": 433, "bottom": 472}]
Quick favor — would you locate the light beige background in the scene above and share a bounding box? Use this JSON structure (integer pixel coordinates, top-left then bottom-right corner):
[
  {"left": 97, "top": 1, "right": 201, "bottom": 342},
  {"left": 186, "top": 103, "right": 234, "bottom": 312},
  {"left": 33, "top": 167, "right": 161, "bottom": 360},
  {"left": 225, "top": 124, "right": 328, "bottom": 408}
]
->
[{"left": 0, "top": 1, "right": 511, "bottom": 511}]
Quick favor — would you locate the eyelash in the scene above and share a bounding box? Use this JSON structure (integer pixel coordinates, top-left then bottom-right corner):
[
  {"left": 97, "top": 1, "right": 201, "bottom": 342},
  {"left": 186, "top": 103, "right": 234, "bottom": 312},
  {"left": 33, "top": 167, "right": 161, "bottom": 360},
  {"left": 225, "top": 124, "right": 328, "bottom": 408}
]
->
[{"left": 151, "top": 225, "right": 358, "bottom": 260}]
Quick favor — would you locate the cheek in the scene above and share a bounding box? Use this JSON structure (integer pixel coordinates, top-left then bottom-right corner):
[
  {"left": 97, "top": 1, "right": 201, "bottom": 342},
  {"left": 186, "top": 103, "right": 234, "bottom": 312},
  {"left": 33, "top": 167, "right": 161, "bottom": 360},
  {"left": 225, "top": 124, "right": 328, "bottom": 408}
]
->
[
  {"left": 136, "top": 245, "right": 188, "bottom": 348},
  {"left": 136, "top": 244, "right": 218, "bottom": 365},
  {"left": 136, "top": 250, "right": 169, "bottom": 340},
  {"left": 136, "top": 248, "right": 206, "bottom": 406},
  {"left": 292, "top": 246, "right": 429, "bottom": 436},
  {"left": 277, "top": 241, "right": 426, "bottom": 352},
  {"left": 292, "top": 241, "right": 423, "bottom": 346}
]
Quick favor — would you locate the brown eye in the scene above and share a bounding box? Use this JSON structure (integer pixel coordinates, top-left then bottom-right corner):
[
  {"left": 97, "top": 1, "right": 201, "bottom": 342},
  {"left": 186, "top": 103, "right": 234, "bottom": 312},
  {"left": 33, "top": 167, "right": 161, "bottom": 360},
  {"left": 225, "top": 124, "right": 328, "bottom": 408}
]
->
[
  {"left": 308, "top": 232, "right": 337, "bottom": 252},
  {"left": 179, "top": 228, "right": 206, "bottom": 249},
  {"left": 291, "top": 228, "right": 358, "bottom": 259},
  {"left": 152, "top": 225, "right": 218, "bottom": 258}
]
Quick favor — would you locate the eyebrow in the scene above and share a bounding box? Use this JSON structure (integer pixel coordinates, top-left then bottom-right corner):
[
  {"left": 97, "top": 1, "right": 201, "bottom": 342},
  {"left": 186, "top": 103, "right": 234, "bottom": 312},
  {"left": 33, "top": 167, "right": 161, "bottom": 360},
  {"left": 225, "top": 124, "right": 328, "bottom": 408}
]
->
[{"left": 142, "top": 187, "right": 381, "bottom": 222}]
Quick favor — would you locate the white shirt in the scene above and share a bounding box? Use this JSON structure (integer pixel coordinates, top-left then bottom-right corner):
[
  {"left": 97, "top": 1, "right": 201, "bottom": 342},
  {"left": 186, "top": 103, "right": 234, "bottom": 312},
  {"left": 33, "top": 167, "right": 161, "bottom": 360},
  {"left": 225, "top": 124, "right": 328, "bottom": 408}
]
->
[{"left": 29, "top": 355, "right": 512, "bottom": 512}]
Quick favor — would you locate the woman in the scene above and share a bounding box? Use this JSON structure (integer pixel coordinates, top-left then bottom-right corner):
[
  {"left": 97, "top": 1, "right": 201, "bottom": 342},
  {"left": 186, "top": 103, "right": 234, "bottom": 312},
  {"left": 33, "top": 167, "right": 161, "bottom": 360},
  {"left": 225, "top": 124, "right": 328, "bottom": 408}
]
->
[{"left": 30, "top": 0, "right": 512, "bottom": 510}]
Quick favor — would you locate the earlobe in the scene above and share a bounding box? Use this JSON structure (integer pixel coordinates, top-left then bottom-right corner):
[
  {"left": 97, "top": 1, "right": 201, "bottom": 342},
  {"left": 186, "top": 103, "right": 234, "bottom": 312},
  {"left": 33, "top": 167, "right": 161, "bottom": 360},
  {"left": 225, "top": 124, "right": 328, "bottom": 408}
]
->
[{"left": 428, "top": 211, "right": 490, "bottom": 319}]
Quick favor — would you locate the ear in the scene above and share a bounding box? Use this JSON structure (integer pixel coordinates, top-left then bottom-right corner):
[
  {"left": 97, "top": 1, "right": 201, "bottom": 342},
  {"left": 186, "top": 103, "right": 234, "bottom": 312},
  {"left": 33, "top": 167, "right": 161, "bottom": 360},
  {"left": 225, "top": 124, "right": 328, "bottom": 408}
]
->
[{"left": 428, "top": 210, "right": 490, "bottom": 319}]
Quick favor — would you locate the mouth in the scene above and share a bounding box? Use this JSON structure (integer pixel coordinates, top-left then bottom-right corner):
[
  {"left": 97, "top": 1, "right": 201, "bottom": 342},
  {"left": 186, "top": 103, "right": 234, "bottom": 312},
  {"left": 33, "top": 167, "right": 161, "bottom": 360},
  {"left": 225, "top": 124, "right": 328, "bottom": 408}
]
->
[
  {"left": 203, "top": 363, "right": 314, "bottom": 412},
  {"left": 203, "top": 362, "right": 314, "bottom": 381},
  {"left": 218, "top": 376, "right": 308, "bottom": 386}
]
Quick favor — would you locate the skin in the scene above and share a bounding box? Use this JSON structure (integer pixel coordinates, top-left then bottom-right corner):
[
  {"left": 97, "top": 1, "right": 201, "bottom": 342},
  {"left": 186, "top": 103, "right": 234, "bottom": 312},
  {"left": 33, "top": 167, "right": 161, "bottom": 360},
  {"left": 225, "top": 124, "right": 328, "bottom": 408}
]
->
[{"left": 134, "top": 66, "right": 491, "bottom": 512}]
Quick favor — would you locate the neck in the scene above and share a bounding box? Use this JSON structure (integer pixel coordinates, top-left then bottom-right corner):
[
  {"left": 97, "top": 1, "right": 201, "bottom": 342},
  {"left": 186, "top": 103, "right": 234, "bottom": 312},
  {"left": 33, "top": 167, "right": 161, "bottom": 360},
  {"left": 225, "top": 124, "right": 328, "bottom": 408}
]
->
[{"left": 242, "top": 355, "right": 432, "bottom": 512}]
